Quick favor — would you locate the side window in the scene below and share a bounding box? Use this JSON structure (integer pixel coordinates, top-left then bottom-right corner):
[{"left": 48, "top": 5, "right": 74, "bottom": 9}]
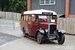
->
[
  {"left": 22, "top": 16, "right": 24, "bottom": 21},
  {"left": 32, "top": 15, "right": 35, "bottom": 22},
  {"left": 26, "top": 15, "right": 28, "bottom": 21},
  {"left": 28, "top": 15, "right": 31, "bottom": 21},
  {"left": 52, "top": 16, "right": 55, "bottom": 19},
  {"left": 24, "top": 15, "right": 26, "bottom": 21}
]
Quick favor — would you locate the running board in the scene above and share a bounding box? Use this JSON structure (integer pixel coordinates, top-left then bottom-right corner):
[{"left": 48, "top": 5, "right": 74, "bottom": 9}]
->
[{"left": 25, "top": 35, "right": 37, "bottom": 40}]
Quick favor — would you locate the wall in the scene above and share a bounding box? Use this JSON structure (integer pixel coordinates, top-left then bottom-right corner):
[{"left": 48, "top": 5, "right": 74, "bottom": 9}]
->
[
  {"left": 69, "top": 0, "right": 75, "bottom": 14},
  {"left": 31, "top": 0, "right": 65, "bottom": 14}
]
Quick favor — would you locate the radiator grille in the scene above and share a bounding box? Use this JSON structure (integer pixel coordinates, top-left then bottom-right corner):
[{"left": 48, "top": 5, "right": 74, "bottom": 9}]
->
[{"left": 50, "top": 25, "right": 56, "bottom": 34}]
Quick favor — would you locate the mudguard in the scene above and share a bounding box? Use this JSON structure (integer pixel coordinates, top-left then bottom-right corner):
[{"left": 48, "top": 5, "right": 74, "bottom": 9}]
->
[
  {"left": 35, "top": 29, "right": 45, "bottom": 38},
  {"left": 39, "top": 29, "right": 45, "bottom": 33},
  {"left": 59, "top": 29, "right": 66, "bottom": 34}
]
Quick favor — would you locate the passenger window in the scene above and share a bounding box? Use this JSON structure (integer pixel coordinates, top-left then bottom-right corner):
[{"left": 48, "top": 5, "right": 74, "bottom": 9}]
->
[
  {"left": 29, "top": 15, "right": 31, "bottom": 21},
  {"left": 24, "top": 15, "right": 26, "bottom": 21},
  {"left": 26, "top": 15, "right": 28, "bottom": 21},
  {"left": 32, "top": 15, "right": 35, "bottom": 22},
  {"left": 22, "top": 16, "right": 24, "bottom": 21}
]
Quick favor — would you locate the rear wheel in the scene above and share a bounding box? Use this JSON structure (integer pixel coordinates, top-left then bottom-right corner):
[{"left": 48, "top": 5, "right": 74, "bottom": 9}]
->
[
  {"left": 37, "top": 32, "right": 44, "bottom": 44},
  {"left": 58, "top": 34, "right": 65, "bottom": 44},
  {"left": 22, "top": 28, "right": 26, "bottom": 37}
]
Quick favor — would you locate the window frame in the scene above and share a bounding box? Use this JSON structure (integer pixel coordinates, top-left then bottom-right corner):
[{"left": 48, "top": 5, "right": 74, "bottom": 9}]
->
[{"left": 39, "top": 0, "right": 56, "bottom": 5}]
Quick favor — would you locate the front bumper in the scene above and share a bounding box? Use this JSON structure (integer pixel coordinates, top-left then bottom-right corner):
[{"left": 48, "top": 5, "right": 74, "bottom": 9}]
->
[{"left": 48, "top": 34, "right": 59, "bottom": 40}]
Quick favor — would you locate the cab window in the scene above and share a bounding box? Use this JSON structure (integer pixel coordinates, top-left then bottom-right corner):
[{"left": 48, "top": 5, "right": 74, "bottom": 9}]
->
[
  {"left": 32, "top": 15, "right": 35, "bottom": 22},
  {"left": 48, "top": 16, "right": 52, "bottom": 22},
  {"left": 48, "top": 16, "right": 55, "bottom": 22},
  {"left": 29, "top": 15, "right": 31, "bottom": 21}
]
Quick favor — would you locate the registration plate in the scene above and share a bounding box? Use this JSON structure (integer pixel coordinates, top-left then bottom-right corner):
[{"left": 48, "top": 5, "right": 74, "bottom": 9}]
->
[{"left": 49, "top": 36, "right": 56, "bottom": 39}]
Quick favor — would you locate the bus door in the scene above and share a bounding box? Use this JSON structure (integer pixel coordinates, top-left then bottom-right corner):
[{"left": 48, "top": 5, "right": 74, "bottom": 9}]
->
[{"left": 31, "top": 15, "right": 38, "bottom": 36}]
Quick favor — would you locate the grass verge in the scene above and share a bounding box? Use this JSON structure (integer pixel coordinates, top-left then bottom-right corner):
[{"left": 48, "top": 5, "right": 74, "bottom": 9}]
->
[{"left": 1, "top": 18, "right": 20, "bottom": 21}]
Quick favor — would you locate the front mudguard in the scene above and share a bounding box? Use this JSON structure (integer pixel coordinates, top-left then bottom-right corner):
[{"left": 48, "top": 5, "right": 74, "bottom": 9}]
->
[
  {"left": 39, "top": 29, "right": 45, "bottom": 34},
  {"left": 35, "top": 29, "right": 45, "bottom": 38},
  {"left": 56, "top": 29, "right": 66, "bottom": 39},
  {"left": 58, "top": 29, "right": 66, "bottom": 34}
]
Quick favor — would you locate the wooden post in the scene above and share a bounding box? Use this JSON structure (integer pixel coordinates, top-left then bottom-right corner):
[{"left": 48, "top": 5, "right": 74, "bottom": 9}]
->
[{"left": 27, "top": 0, "right": 31, "bottom": 11}]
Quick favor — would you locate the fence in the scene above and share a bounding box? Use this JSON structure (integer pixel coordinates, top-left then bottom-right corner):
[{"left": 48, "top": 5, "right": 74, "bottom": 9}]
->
[
  {"left": 0, "top": 11, "right": 21, "bottom": 30},
  {"left": 0, "top": 11, "right": 75, "bottom": 34},
  {"left": 57, "top": 18, "right": 75, "bottom": 34},
  {"left": 0, "top": 11, "right": 21, "bottom": 20}
]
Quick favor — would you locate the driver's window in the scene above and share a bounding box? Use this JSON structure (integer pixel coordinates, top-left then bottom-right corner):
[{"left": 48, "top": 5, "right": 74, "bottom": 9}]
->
[
  {"left": 48, "top": 16, "right": 55, "bottom": 22},
  {"left": 48, "top": 16, "right": 52, "bottom": 22}
]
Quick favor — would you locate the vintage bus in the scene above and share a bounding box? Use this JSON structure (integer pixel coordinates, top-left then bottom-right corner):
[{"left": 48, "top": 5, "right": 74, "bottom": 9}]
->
[{"left": 20, "top": 9, "right": 66, "bottom": 44}]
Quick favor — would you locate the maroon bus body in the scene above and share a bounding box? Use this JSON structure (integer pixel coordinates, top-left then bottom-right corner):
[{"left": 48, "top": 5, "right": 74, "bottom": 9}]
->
[
  {"left": 20, "top": 10, "right": 65, "bottom": 44},
  {"left": 21, "top": 12, "right": 57, "bottom": 36}
]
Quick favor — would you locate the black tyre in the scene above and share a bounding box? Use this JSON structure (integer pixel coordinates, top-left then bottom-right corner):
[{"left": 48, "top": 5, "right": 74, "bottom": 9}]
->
[
  {"left": 37, "top": 32, "right": 44, "bottom": 44},
  {"left": 22, "top": 28, "right": 26, "bottom": 37},
  {"left": 58, "top": 34, "right": 65, "bottom": 44}
]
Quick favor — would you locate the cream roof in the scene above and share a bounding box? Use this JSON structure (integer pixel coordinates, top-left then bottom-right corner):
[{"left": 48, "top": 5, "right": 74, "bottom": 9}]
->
[{"left": 24, "top": 9, "right": 57, "bottom": 15}]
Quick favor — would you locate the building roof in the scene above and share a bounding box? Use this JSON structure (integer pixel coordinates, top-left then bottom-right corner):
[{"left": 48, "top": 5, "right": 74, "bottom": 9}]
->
[{"left": 24, "top": 9, "right": 57, "bottom": 15}]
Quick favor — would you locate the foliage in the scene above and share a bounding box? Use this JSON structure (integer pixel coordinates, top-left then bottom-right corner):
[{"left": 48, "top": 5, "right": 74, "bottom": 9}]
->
[{"left": 0, "top": 0, "right": 27, "bottom": 13}]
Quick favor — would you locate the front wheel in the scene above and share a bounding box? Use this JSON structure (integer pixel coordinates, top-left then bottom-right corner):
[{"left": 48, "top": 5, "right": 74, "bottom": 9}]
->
[
  {"left": 37, "top": 32, "right": 44, "bottom": 44},
  {"left": 58, "top": 34, "right": 65, "bottom": 44}
]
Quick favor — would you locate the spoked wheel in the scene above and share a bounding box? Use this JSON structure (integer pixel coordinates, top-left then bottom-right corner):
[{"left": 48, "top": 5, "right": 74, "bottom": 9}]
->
[
  {"left": 23, "top": 29, "right": 26, "bottom": 37},
  {"left": 37, "top": 32, "right": 44, "bottom": 44},
  {"left": 58, "top": 34, "right": 65, "bottom": 44}
]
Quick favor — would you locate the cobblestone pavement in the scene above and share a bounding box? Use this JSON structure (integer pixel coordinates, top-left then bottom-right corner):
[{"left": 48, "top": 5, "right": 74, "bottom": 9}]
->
[
  {"left": 0, "top": 32, "right": 20, "bottom": 46},
  {"left": 0, "top": 19, "right": 20, "bottom": 30}
]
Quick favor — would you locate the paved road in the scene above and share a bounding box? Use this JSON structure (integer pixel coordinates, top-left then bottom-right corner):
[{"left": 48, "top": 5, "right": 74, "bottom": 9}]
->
[
  {"left": 0, "top": 30, "right": 75, "bottom": 50},
  {"left": 0, "top": 19, "right": 20, "bottom": 30},
  {"left": 0, "top": 32, "right": 20, "bottom": 46}
]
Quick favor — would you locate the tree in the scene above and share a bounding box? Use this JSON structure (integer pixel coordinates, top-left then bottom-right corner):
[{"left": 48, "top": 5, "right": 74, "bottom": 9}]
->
[{"left": 0, "top": 0, "right": 27, "bottom": 13}]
